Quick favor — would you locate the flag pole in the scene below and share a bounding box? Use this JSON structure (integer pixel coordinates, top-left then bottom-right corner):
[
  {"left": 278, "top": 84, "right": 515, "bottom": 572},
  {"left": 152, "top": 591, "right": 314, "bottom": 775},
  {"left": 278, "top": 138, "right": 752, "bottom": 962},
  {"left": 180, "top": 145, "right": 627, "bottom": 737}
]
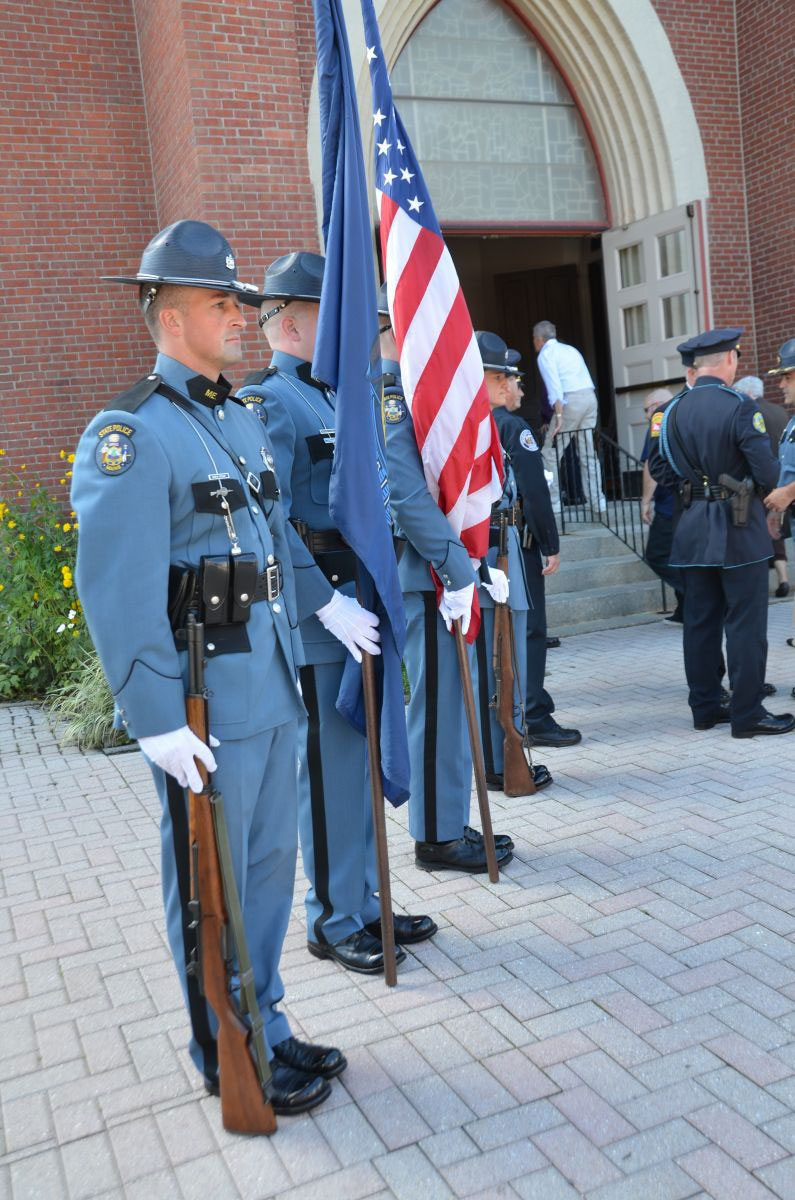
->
[
  {"left": 360, "top": 648, "right": 398, "bottom": 986},
  {"left": 454, "top": 619, "right": 500, "bottom": 883}
]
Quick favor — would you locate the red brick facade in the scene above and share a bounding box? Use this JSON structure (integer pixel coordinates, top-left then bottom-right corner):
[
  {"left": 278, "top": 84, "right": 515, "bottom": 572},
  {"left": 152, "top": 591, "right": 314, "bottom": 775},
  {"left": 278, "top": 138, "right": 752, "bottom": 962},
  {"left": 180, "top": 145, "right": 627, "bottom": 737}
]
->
[{"left": 2, "top": 0, "right": 792, "bottom": 484}]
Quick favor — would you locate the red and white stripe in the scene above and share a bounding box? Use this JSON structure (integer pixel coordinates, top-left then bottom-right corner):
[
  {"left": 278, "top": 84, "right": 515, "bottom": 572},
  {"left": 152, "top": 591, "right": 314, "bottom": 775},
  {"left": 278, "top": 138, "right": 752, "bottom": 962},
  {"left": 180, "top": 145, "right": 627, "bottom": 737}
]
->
[{"left": 378, "top": 191, "right": 504, "bottom": 561}]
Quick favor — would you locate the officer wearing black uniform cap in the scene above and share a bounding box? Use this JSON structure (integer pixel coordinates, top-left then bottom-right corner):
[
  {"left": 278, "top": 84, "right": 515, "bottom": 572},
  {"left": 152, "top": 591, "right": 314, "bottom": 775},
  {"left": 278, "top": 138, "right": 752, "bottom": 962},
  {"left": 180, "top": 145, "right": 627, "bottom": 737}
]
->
[
  {"left": 648, "top": 327, "right": 794, "bottom": 737},
  {"left": 73, "top": 220, "right": 343, "bottom": 1114},
  {"left": 480, "top": 334, "right": 581, "bottom": 750}
]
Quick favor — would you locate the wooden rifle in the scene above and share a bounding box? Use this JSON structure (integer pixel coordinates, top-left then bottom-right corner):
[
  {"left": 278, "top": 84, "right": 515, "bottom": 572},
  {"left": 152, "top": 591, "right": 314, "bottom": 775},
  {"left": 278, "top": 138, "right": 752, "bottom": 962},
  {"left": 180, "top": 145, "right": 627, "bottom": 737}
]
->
[
  {"left": 492, "top": 517, "right": 537, "bottom": 797},
  {"left": 185, "top": 616, "right": 277, "bottom": 1135}
]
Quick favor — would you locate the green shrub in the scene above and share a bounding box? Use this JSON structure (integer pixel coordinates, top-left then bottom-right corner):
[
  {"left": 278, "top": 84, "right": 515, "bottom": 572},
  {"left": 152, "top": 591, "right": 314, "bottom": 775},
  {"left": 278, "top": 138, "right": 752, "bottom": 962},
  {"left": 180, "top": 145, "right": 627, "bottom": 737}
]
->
[
  {"left": 45, "top": 647, "right": 128, "bottom": 750},
  {"left": 0, "top": 453, "right": 89, "bottom": 699}
]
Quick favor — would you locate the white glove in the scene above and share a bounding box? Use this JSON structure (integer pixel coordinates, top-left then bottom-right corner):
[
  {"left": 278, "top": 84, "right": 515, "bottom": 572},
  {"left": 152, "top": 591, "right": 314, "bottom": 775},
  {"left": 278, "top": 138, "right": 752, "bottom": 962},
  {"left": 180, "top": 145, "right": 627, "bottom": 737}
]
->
[
  {"left": 315, "top": 590, "right": 381, "bottom": 662},
  {"left": 138, "top": 726, "right": 219, "bottom": 792},
  {"left": 483, "top": 566, "right": 509, "bottom": 604},
  {"left": 439, "top": 583, "right": 475, "bottom": 634}
]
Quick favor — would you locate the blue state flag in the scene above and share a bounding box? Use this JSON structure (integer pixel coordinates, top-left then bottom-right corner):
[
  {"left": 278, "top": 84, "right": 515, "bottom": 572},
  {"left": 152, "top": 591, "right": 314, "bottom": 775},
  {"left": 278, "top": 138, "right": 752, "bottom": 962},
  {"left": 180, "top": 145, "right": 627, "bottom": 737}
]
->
[{"left": 311, "top": 0, "right": 410, "bottom": 805}]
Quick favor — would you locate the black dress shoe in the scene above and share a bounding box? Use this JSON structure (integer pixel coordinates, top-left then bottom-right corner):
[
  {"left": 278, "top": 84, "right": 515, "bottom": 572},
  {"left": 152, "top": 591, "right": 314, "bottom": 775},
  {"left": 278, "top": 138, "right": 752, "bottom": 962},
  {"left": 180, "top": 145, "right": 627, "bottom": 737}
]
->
[
  {"left": 464, "top": 824, "right": 515, "bottom": 852},
  {"left": 732, "top": 711, "right": 795, "bottom": 738},
  {"left": 270, "top": 1062, "right": 331, "bottom": 1115},
  {"left": 762, "top": 681, "right": 777, "bottom": 696},
  {"left": 307, "top": 928, "right": 405, "bottom": 974},
  {"left": 546, "top": 636, "right": 561, "bottom": 649},
  {"left": 273, "top": 1035, "right": 347, "bottom": 1079},
  {"left": 203, "top": 1062, "right": 332, "bottom": 1115},
  {"left": 775, "top": 582, "right": 791, "bottom": 598},
  {"left": 365, "top": 913, "right": 438, "bottom": 944},
  {"left": 485, "top": 771, "right": 504, "bottom": 788},
  {"left": 415, "top": 837, "right": 513, "bottom": 873},
  {"left": 526, "top": 724, "right": 582, "bottom": 748},
  {"left": 693, "top": 705, "right": 731, "bottom": 730},
  {"left": 532, "top": 763, "right": 553, "bottom": 789}
]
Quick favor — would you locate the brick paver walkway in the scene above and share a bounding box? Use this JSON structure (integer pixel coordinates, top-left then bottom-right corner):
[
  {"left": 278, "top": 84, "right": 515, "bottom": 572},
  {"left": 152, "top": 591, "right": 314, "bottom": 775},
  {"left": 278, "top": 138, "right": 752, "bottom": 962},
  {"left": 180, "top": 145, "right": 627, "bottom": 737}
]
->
[{"left": 4, "top": 604, "right": 795, "bottom": 1199}]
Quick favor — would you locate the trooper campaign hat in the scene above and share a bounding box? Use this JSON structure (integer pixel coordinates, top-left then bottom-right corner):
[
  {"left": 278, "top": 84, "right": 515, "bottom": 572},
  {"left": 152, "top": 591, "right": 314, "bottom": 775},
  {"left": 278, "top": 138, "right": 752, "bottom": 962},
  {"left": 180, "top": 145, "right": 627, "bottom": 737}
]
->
[
  {"left": 678, "top": 327, "right": 744, "bottom": 363},
  {"left": 475, "top": 330, "right": 511, "bottom": 372},
  {"left": 768, "top": 338, "right": 795, "bottom": 377},
  {"left": 259, "top": 251, "right": 325, "bottom": 325},
  {"left": 102, "top": 219, "right": 263, "bottom": 308}
]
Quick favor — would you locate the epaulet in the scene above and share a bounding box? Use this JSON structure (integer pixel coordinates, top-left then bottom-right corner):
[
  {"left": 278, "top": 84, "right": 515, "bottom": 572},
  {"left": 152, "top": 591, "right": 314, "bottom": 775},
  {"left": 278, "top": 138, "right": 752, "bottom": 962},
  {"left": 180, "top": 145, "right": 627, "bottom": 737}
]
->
[
  {"left": 107, "top": 373, "right": 161, "bottom": 413},
  {"left": 241, "top": 366, "right": 277, "bottom": 387}
]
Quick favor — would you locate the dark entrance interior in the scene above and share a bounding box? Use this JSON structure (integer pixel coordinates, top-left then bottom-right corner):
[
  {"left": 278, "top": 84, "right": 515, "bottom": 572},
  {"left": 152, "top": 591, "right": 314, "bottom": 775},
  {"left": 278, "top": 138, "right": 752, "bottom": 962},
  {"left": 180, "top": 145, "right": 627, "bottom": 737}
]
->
[{"left": 445, "top": 235, "right": 613, "bottom": 436}]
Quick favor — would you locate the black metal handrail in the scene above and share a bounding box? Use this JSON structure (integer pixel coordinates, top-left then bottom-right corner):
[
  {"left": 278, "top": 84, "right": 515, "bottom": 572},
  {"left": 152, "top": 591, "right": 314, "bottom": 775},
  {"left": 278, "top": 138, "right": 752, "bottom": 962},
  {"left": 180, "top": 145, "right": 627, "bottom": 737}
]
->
[{"left": 548, "top": 426, "right": 668, "bottom": 611}]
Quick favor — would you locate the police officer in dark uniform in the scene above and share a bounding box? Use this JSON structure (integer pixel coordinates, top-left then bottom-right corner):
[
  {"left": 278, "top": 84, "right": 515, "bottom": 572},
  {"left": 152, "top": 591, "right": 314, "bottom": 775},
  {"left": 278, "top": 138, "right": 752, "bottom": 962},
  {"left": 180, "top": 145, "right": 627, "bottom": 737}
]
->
[
  {"left": 71, "top": 221, "right": 344, "bottom": 1114},
  {"left": 472, "top": 332, "right": 556, "bottom": 789},
  {"left": 498, "top": 340, "right": 582, "bottom": 749},
  {"left": 238, "top": 253, "right": 435, "bottom": 973},
  {"left": 648, "top": 327, "right": 795, "bottom": 737},
  {"left": 378, "top": 289, "right": 515, "bottom": 870}
]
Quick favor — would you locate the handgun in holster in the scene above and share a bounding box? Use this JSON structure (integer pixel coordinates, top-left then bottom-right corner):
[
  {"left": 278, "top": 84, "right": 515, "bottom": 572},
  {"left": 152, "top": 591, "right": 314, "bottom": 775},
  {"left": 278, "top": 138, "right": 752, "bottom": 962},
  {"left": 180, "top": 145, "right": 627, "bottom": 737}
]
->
[{"left": 718, "top": 474, "right": 754, "bottom": 528}]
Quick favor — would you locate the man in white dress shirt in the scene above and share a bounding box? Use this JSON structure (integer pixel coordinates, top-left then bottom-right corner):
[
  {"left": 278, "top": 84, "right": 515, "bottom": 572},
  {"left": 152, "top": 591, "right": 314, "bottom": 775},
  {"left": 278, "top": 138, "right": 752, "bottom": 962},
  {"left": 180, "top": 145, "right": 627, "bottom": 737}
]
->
[{"left": 533, "top": 320, "right": 606, "bottom": 514}]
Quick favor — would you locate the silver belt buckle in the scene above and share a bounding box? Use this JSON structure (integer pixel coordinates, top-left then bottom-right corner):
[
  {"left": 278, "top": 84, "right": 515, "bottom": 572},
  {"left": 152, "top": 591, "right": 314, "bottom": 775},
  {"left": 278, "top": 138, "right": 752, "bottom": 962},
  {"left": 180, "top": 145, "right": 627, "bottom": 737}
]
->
[{"left": 265, "top": 563, "right": 281, "bottom": 601}]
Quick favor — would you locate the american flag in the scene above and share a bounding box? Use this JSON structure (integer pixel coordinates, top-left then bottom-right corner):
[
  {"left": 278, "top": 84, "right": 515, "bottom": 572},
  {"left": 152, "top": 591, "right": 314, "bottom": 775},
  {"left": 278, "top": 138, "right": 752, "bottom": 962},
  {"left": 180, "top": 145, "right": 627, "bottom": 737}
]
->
[{"left": 360, "top": 0, "right": 504, "bottom": 638}]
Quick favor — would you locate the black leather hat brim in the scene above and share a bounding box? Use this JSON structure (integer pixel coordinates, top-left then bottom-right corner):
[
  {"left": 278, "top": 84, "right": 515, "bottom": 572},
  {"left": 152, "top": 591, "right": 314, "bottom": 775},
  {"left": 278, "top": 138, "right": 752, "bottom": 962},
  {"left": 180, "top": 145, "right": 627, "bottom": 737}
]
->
[{"left": 101, "top": 275, "right": 265, "bottom": 307}]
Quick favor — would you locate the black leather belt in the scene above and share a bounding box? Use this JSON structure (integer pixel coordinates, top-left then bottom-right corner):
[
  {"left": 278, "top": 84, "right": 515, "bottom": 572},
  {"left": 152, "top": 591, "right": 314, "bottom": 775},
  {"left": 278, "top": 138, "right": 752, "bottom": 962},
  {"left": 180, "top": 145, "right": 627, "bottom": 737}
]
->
[{"left": 291, "top": 519, "right": 349, "bottom": 554}]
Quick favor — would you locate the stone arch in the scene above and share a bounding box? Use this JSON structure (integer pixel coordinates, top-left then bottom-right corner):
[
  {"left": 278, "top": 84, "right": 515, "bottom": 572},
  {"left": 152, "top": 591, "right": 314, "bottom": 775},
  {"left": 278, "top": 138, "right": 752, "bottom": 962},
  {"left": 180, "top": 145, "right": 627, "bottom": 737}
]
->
[{"left": 313, "top": 0, "right": 709, "bottom": 229}]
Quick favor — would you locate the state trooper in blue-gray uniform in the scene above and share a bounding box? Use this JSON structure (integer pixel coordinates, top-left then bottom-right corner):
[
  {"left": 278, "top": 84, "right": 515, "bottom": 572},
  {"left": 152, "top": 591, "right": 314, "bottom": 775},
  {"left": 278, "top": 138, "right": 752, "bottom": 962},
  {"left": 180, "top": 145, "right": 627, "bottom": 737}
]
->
[
  {"left": 474, "top": 332, "right": 556, "bottom": 790},
  {"left": 648, "top": 326, "right": 795, "bottom": 738},
  {"left": 768, "top": 339, "right": 795, "bottom": 497},
  {"left": 71, "top": 221, "right": 345, "bottom": 1114},
  {"left": 500, "top": 342, "right": 582, "bottom": 750},
  {"left": 378, "top": 289, "right": 515, "bottom": 871},
  {"left": 237, "top": 252, "right": 435, "bottom": 974}
]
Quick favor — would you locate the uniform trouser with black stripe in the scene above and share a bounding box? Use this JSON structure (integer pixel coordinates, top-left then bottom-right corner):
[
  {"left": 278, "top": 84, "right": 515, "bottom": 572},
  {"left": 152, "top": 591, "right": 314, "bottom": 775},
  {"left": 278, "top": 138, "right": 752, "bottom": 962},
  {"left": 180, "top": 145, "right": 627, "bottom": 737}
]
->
[
  {"left": 153, "top": 719, "right": 298, "bottom": 1079},
  {"left": 475, "top": 606, "right": 528, "bottom": 776},
  {"left": 682, "top": 562, "right": 768, "bottom": 731},
  {"left": 404, "top": 591, "right": 476, "bottom": 842},
  {"left": 297, "top": 661, "right": 380, "bottom": 945}
]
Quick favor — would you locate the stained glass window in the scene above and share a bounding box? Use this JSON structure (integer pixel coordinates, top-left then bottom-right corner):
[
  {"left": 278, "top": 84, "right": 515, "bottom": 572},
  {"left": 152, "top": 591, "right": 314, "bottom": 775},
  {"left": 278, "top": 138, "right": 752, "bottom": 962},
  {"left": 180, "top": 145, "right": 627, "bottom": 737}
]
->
[{"left": 390, "top": 0, "right": 605, "bottom": 224}]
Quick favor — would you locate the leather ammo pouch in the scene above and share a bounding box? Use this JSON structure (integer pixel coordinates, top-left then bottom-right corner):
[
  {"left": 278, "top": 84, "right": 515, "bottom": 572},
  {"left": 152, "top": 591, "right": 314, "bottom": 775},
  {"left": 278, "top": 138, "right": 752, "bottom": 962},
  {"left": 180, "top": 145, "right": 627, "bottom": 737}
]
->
[{"left": 169, "top": 553, "right": 260, "bottom": 629}]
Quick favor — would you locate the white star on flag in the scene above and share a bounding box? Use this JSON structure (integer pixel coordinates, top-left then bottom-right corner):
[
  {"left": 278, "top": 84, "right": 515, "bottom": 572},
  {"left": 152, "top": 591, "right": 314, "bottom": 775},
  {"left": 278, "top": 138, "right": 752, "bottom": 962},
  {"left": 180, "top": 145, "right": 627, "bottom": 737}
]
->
[
  {"left": 382, "top": 168, "right": 397, "bottom": 186},
  {"left": 397, "top": 139, "right": 405, "bottom": 153},
  {"left": 376, "top": 138, "right": 392, "bottom": 157},
  {"left": 407, "top": 196, "right": 424, "bottom": 212},
  {"left": 373, "top": 109, "right": 386, "bottom": 127},
  {"left": 366, "top": 46, "right": 377, "bottom": 63},
  {"left": 400, "top": 167, "right": 415, "bottom": 183}
]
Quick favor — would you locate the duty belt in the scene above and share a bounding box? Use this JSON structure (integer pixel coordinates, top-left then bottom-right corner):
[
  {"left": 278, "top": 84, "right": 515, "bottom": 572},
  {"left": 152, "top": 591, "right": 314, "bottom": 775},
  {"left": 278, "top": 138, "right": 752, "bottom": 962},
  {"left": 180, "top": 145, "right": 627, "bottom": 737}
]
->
[
  {"left": 688, "top": 483, "right": 731, "bottom": 501},
  {"left": 489, "top": 504, "right": 520, "bottom": 528}
]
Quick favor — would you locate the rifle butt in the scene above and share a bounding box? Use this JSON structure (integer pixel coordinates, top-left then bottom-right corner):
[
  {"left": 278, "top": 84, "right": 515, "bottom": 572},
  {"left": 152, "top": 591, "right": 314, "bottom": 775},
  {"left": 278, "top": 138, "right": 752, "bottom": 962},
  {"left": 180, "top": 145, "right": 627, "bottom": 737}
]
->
[
  {"left": 217, "top": 1020, "right": 277, "bottom": 1136},
  {"left": 502, "top": 735, "right": 537, "bottom": 797}
]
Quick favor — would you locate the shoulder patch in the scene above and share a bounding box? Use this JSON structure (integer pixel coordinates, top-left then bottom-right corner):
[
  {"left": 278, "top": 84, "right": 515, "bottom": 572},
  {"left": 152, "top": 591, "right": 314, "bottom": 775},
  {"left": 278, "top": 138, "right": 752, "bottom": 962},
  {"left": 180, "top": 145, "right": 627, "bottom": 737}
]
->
[
  {"left": 237, "top": 391, "right": 269, "bottom": 423},
  {"left": 519, "top": 428, "right": 538, "bottom": 452},
  {"left": 95, "top": 429, "right": 135, "bottom": 475},
  {"left": 650, "top": 410, "right": 664, "bottom": 438},
  {"left": 384, "top": 393, "right": 407, "bottom": 424},
  {"left": 108, "top": 374, "right": 160, "bottom": 414},
  {"left": 753, "top": 410, "right": 767, "bottom": 434},
  {"left": 242, "top": 366, "right": 277, "bottom": 387}
]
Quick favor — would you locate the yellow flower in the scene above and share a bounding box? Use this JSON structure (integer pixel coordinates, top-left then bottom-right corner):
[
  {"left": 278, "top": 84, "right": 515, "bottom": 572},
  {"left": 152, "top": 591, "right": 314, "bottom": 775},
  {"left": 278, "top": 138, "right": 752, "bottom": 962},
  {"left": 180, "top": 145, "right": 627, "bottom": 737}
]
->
[
  {"left": 66, "top": 471, "right": 72, "bottom": 478},
  {"left": 54, "top": 523, "right": 61, "bottom": 529},
  {"left": 73, "top": 630, "right": 79, "bottom": 638},
  {"left": 38, "top": 535, "right": 44, "bottom": 541},
  {"left": 67, "top": 453, "right": 75, "bottom": 464},
  {"left": 7, "top": 520, "right": 16, "bottom": 529},
  {"left": 16, "top": 490, "right": 22, "bottom": 498},
  {"left": 59, "top": 478, "right": 65, "bottom": 485},
  {"left": 18, "top": 533, "right": 25, "bottom": 540},
  {"left": 62, "top": 522, "right": 72, "bottom": 532},
  {"left": 0, "top": 447, "right": 5, "bottom": 455},
  {"left": 0, "top": 583, "right": 4, "bottom": 590},
  {"left": 59, "top": 449, "right": 66, "bottom": 459},
  {"left": 20, "top": 464, "right": 26, "bottom": 470},
  {"left": 33, "top": 592, "right": 39, "bottom": 601},
  {"left": 54, "top": 545, "right": 62, "bottom": 552}
]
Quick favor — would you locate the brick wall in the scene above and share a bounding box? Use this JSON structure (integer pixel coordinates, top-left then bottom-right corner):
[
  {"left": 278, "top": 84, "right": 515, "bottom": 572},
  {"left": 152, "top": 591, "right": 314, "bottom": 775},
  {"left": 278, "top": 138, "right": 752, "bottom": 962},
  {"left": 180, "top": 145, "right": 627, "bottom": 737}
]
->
[
  {"left": 650, "top": 0, "right": 757, "bottom": 373},
  {"left": 1, "top": 1, "right": 157, "bottom": 483},
  {"left": 736, "top": 0, "right": 795, "bottom": 390}
]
